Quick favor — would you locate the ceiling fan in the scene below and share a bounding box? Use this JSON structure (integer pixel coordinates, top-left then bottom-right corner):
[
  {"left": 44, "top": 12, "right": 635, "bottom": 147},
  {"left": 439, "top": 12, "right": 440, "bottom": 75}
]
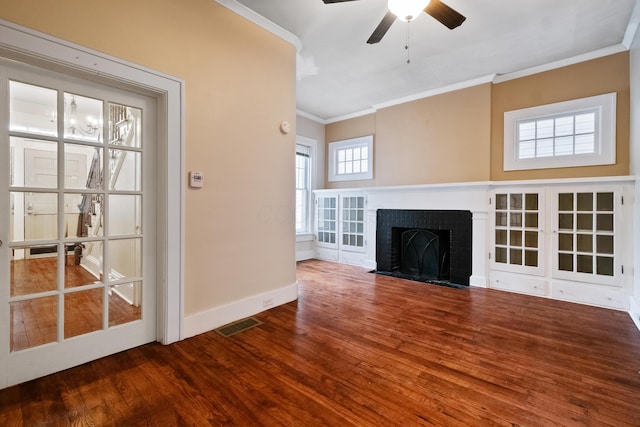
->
[{"left": 322, "top": 0, "right": 466, "bottom": 44}]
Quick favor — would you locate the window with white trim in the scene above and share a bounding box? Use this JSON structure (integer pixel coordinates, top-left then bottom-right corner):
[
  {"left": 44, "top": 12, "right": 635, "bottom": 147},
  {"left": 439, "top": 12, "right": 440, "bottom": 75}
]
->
[
  {"left": 295, "top": 143, "right": 311, "bottom": 233},
  {"left": 504, "top": 93, "right": 616, "bottom": 171},
  {"left": 328, "top": 135, "right": 373, "bottom": 182}
]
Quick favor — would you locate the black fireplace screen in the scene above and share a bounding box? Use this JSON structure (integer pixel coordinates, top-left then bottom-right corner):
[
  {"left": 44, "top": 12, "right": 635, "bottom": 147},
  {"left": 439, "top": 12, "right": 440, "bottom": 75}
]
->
[{"left": 400, "top": 229, "right": 450, "bottom": 281}]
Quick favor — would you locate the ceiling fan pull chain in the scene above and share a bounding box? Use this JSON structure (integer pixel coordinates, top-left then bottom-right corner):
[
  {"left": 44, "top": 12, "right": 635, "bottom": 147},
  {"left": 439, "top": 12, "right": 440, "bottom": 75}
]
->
[{"left": 405, "top": 21, "right": 411, "bottom": 64}]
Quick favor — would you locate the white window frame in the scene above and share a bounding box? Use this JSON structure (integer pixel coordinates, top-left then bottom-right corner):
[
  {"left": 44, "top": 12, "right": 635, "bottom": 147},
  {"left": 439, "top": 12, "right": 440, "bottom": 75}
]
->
[
  {"left": 328, "top": 135, "right": 373, "bottom": 182},
  {"left": 295, "top": 135, "right": 317, "bottom": 238},
  {"left": 295, "top": 143, "right": 311, "bottom": 234},
  {"left": 504, "top": 93, "right": 616, "bottom": 171}
]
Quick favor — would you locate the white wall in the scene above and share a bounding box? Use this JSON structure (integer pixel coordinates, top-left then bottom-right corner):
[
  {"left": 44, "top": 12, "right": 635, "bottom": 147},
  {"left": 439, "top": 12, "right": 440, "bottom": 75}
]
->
[{"left": 630, "top": 23, "right": 640, "bottom": 328}]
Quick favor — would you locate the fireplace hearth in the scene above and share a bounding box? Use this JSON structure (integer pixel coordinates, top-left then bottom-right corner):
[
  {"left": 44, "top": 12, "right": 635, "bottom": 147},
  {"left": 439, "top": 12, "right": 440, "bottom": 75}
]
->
[{"left": 376, "top": 210, "right": 472, "bottom": 287}]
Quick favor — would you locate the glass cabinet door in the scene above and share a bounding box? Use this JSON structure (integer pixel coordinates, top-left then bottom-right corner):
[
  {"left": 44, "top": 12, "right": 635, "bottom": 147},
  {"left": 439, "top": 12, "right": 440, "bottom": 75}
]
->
[
  {"left": 316, "top": 196, "right": 337, "bottom": 248},
  {"left": 555, "top": 191, "right": 617, "bottom": 283},
  {"left": 492, "top": 191, "right": 543, "bottom": 275},
  {"left": 340, "top": 195, "right": 366, "bottom": 253}
]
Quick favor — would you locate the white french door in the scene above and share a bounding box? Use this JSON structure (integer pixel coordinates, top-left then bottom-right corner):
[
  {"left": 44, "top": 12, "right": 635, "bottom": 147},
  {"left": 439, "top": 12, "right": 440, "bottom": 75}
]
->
[{"left": 0, "top": 58, "right": 157, "bottom": 387}]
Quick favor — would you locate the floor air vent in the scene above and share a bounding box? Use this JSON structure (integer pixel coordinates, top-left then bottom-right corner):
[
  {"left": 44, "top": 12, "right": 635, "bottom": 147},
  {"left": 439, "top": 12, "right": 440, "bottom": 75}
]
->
[{"left": 215, "top": 317, "right": 262, "bottom": 337}]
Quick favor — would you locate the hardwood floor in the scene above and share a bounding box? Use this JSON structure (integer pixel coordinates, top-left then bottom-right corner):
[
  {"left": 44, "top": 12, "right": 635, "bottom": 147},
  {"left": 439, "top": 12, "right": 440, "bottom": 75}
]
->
[
  {"left": 10, "top": 256, "right": 141, "bottom": 351},
  {"left": 2, "top": 259, "right": 640, "bottom": 426}
]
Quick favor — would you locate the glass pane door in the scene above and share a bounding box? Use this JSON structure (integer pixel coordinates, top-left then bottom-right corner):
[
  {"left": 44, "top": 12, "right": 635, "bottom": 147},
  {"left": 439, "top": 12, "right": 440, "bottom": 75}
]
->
[
  {"left": 0, "top": 56, "right": 157, "bottom": 390},
  {"left": 7, "top": 81, "right": 145, "bottom": 351}
]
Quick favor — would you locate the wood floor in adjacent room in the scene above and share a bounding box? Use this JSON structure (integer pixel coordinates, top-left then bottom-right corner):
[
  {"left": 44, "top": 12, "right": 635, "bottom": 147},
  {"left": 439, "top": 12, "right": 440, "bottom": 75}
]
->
[{"left": 2, "top": 259, "right": 640, "bottom": 426}]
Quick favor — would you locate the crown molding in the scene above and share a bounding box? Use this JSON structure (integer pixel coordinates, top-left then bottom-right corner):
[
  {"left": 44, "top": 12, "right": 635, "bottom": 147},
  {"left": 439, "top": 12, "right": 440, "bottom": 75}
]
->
[
  {"left": 372, "top": 74, "right": 496, "bottom": 111},
  {"left": 493, "top": 44, "right": 628, "bottom": 84},
  {"left": 623, "top": 0, "right": 640, "bottom": 49},
  {"left": 296, "top": 109, "right": 326, "bottom": 124},
  {"left": 213, "top": 0, "right": 302, "bottom": 51}
]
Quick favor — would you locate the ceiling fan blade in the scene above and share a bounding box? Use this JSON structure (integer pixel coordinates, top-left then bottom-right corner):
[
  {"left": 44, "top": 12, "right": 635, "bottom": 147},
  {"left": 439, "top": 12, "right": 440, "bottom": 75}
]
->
[
  {"left": 322, "top": 0, "right": 359, "bottom": 3},
  {"left": 424, "top": 0, "right": 466, "bottom": 29},
  {"left": 367, "top": 11, "right": 397, "bottom": 44}
]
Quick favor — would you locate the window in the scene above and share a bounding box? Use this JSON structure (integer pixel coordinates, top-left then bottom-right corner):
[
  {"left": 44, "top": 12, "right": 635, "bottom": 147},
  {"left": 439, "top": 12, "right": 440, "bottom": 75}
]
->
[
  {"left": 504, "top": 93, "right": 616, "bottom": 171},
  {"left": 517, "top": 111, "right": 596, "bottom": 159},
  {"left": 328, "top": 135, "right": 373, "bottom": 182},
  {"left": 295, "top": 143, "right": 311, "bottom": 233}
]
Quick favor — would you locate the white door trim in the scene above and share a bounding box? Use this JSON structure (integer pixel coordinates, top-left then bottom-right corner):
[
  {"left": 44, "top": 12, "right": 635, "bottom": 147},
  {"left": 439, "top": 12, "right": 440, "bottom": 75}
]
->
[{"left": 0, "top": 19, "right": 184, "bottom": 345}]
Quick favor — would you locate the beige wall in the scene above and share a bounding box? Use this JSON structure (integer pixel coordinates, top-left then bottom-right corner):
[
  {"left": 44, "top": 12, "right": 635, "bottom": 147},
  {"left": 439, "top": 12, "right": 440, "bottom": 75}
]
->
[
  {"left": 491, "top": 52, "right": 630, "bottom": 181},
  {"left": 325, "top": 84, "right": 492, "bottom": 188},
  {"left": 325, "top": 53, "right": 630, "bottom": 188},
  {"left": 0, "top": 0, "right": 297, "bottom": 318}
]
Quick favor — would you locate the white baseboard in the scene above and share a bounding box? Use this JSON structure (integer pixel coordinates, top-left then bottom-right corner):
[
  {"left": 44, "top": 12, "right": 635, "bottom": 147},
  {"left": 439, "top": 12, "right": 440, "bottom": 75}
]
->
[
  {"left": 183, "top": 281, "right": 298, "bottom": 339},
  {"left": 363, "top": 259, "right": 376, "bottom": 271},
  {"left": 111, "top": 282, "right": 134, "bottom": 305},
  {"left": 630, "top": 296, "right": 640, "bottom": 332},
  {"left": 81, "top": 255, "right": 102, "bottom": 279},
  {"left": 469, "top": 275, "right": 488, "bottom": 288},
  {"left": 296, "top": 249, "right": 315, "bottom": 262}
]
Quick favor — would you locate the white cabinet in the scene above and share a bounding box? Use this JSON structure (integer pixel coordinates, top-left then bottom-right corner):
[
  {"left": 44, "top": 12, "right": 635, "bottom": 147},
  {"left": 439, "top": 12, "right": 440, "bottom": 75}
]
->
[
  {"left": 491, "top": 190, "right": 545, "bottom": 276},
  {"left": 489, "top": 183, "right": 631, "bottom": 310},
  {"left": 314, "top": 191, "right": 366, "bottom": 265},
  {"left": 552, "top": 190, "right": 620, "bottom": 286}
]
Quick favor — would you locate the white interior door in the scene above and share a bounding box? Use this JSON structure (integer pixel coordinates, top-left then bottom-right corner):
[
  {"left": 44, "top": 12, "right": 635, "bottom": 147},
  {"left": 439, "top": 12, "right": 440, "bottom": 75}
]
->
[
  {"left": 23, "top": 149, "right": 86, "bottom": 249},
  {"left": 0, "top": 58, "right": 157, "bottom": 387}
]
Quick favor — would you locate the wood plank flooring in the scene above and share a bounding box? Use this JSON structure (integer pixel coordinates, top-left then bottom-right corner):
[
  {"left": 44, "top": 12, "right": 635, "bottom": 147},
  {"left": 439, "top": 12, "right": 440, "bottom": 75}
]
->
[
  {"left": 2, "top": 259, "right": 640, "bottom": 426},
  {"left": 10, "top": 256, "right": 141, "bottom": 351}
]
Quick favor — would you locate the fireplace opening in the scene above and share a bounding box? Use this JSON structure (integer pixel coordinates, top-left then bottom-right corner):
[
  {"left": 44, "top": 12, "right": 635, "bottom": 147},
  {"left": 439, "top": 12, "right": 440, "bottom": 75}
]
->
[
  {"left": 397, "top": 228, "right": 450, "bottom": 282},
  {"left": 375, "top": 209, "right": 471, "bottom": 288}
]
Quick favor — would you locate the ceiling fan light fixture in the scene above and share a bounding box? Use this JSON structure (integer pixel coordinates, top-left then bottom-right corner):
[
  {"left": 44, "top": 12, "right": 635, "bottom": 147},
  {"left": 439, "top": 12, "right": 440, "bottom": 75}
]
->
[{"left": 388, "top": 0, "right": 430, "bottom": 22}]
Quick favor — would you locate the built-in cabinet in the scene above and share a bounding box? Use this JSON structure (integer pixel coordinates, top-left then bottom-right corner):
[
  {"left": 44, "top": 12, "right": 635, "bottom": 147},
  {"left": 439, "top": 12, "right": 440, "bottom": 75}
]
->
[
  {"left": 492, "top": 190, "right": 544, "bottom": 276},
  {"left": 313, "top": 178, "right": 633, "bottom": 312},
  {"left": 489, "top": 182, "right": 630, "bottom": 310},
  {"left": 314, "top": 191, "right": 367, "bottom": 266}
]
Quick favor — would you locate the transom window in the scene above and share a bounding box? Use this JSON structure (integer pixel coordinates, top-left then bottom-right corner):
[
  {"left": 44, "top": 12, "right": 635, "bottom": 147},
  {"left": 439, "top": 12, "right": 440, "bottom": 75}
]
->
[
  {"left": 504, "top": 93, "right": 616, "bottom": 171},
  {"left": 337, "top": 145, "right": 368, "bottom": 175},
  {"left": 517, "top": 111, "right": 597, "bottom": 159},
  {"left": 328, "top": 135, "right": 373, "bottom": 182}
]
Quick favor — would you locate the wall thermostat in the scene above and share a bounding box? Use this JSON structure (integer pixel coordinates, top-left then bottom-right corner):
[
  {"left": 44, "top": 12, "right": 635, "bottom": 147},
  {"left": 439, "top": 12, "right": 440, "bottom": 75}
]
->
[{"left": 189, "top": 171, "right": 204, "bottom": 188}]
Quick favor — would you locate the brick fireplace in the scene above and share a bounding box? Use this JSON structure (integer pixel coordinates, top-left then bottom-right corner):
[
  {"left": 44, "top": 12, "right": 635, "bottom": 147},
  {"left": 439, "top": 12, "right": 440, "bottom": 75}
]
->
[{"left": 376, "top": 209, "right": 473, "bottom": 286}]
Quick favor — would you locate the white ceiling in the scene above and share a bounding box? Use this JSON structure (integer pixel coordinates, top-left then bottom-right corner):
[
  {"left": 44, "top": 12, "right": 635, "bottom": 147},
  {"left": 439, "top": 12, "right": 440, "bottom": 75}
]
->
[{"left": 229, "top": 0, "right": 639, "bottom": 122}]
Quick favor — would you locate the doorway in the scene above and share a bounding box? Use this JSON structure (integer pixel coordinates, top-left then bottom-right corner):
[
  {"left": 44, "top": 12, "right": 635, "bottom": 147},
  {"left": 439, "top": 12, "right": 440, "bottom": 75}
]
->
[{"left": 1, "top": 57, "right": 158, "bottom": 386}]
